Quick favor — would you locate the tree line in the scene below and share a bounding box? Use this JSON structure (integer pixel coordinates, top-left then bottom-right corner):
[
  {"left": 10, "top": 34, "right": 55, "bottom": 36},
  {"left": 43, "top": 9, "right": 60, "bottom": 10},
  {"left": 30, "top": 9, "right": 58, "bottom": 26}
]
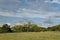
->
[{"left": 0, "top": 22, "right": 60, "bottom": 33}]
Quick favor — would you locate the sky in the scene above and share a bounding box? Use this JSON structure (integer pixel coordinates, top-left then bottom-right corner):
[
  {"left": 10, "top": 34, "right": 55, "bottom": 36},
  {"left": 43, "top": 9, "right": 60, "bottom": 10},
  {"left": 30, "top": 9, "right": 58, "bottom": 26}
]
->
[{"left": 0, "top": 0, "right": 60, "bottom": 27}]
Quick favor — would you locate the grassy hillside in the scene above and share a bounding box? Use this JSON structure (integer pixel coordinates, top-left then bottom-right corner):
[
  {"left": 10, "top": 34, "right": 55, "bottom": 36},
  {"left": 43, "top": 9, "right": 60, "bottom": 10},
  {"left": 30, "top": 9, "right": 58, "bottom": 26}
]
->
[{"left": 0, "top": 32, "right": 60, "bottom": 40}]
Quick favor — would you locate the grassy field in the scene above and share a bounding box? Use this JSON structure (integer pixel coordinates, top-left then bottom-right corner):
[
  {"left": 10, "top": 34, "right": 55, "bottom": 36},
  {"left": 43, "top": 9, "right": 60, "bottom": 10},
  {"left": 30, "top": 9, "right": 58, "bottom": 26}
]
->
[{"left": 0, "top": 32, "right": 60, "bottom": 40}]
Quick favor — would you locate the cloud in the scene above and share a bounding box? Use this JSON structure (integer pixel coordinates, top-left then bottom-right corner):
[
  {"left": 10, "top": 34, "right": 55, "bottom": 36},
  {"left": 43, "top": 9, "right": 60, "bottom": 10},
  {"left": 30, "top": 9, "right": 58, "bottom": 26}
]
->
[
  {"left": 0, "top": 0, "right": 60, "bottom": 19},
  {"left": 6, "top": 23, "right": 11, "bottom": 25},
  {"left": 0, "top": 0, "right": 60, "bottom": 27},
  {"left": 0, "top": 8, "right": 50, "bottom": 18},
  {"left": 0, "top": 8, "right": 60, "bottom": 19},
  {"left": 0, "top": 0, "right": 60, "bottom": 12},
  {"left": 45, "top": 0, "right": 60, "bottom": 4},
  {"left": 0, "top": 0, "right": 21, "bottom": 12}
]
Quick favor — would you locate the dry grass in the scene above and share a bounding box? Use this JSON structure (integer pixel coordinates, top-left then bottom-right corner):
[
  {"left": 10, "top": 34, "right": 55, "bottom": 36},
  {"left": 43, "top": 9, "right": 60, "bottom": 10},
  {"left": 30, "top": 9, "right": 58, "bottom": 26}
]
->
[{"left": 0, "top": 32, "right": 60, "bottom": 40}]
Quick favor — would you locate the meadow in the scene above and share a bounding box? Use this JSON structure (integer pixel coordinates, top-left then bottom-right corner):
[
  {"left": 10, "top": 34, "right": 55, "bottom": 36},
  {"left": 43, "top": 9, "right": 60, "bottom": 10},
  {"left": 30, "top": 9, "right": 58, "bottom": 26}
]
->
[{"left": 0, "top": 32, "right": 60, "bottom": 40}]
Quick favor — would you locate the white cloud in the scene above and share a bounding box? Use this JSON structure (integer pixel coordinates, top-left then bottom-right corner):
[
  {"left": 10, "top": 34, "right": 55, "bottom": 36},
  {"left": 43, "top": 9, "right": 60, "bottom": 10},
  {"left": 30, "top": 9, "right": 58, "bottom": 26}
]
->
[
  {"left": 6, "top": 23, "right": 11, "bottom": 25},
  {"left": 15, "top": 23, "right": 21, "bottom": 25},
  {"left": 0, "top": 0, "right": 60, "bottom": 27},
  {"left": 0, "top": 8, "right": 60, "bottom": 19},
  {"left": 0, "top": 11, "right": 23, "bottom": 17},
  {"left": 0, "top": 0, "right": 60, "bottom": 19},
  {"left": 45, "top": 0, "right": 60, "bottom": 4},
  {"left": 16, "top": 8, "right": 60, "bottom": 18}
]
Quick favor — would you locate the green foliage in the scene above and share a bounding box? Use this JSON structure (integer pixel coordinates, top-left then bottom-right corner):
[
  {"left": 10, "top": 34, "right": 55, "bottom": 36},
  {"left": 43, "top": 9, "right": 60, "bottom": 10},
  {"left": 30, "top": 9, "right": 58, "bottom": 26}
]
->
[
  {"left": 0, "top": 24, "right": 12, "bottom": 33},
  {"left": 48, "top": 25, "right": 60, "bottom": 31},
  {"left": 0, "top": 27, "right": 3, "bottom": 33},
  {"left": 0, "top": 22, "right": 60, "bottom": 33},
  {"left": 12, "top": 23, "right": 47, "bottom": 32},
  {"left": 12, "top": 25, "right": 23, "bottom": 32}
]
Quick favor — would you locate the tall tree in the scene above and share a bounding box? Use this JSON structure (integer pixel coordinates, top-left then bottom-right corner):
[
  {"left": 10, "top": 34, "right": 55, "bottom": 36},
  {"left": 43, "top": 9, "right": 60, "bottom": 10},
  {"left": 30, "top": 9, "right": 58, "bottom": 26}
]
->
[{"left": 2, "top": 24, "right": 12, "bottom": 33}]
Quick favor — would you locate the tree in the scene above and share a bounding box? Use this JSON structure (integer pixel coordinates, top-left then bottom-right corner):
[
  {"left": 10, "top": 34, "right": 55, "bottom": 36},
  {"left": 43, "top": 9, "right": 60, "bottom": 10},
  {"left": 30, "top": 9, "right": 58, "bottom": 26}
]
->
[
  {"left": 0, "top": 27, "right": 3, "bottom": 33},
  {"left": 48, "top": 25, "right": 60, "bottom": 31},
  {"left": 1, "top": 24, "right": 12, "bottom": 33}
]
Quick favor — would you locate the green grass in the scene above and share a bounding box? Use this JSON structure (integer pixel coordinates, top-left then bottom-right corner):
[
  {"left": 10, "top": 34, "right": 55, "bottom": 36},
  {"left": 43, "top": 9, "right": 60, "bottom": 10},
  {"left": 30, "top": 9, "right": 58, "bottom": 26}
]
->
[{"left": 0, "top": 32, "right": 60, "bottom": 40}]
